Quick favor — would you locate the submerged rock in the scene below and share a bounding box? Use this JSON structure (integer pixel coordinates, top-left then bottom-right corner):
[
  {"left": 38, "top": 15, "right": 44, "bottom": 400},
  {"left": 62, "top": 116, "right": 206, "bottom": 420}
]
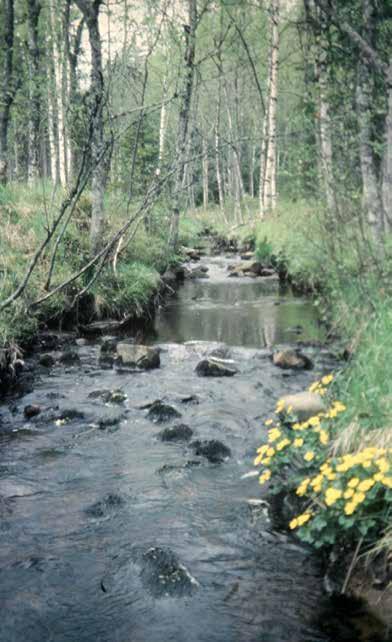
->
[
  {"left": 272, "top": 349, "right": 313, "bottom": 370},
  {"left": 195, "top": 357, "right": 238, "bottom": 377},
  {"left": 278, "top": 391, "right": 325, "bottom": 422},
  {"left": 116, "top": 344, "right": 160, "bottom": 370},
  {"left": 190, "top": 439, "right": 231, "bottom": 463},
  {"left": 85, "top": 493, "right": 125, "bottom": 518},
  {"left": 138, "top": 546, "right": 198, "bottom": 598},
  {"left": 23, "top": 404, "right": 41, "bottom": 419},
  {"left": 158, "top": 424, "right": 193, "bottom": 443},
  {"left": 147, "top": 401, "right": 181, "bottom": 424},
  {"left": 58, "top": 349, "right": 81, "bottom": 366},
  {"left": 88, "top": 389, "right": 127, "bottom": 404},
  {"left": 39, "top": 354, "right": 55, "bottom": 368}
]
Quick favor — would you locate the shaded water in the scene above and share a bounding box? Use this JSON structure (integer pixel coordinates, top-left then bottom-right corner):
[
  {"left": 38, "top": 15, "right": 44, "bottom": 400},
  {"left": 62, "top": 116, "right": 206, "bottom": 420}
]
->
[
  {"left": 0, "top": 256, "right": 338, "bottom": 642},
  {"left": 154, "top": 256, "right": 324, "bottom": 347}
]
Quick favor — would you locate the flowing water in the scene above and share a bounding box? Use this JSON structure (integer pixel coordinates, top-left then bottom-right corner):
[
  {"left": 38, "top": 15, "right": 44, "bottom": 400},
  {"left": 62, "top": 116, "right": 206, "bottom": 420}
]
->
[{"left": 0, "top": 255, "right": 340, "bottom": 642}]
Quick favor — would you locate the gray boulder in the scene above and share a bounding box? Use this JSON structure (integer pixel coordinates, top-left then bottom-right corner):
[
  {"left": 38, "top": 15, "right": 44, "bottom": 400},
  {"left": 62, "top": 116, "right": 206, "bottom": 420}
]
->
[
  {"left": 272, "top": 349, "right": 313, "bottom": 370},
  {"left": 195, "top": 357, "right": 238, "bottom": 377},
  {"left": 116, "top": 344, "right": 160, "bottom": 370}
]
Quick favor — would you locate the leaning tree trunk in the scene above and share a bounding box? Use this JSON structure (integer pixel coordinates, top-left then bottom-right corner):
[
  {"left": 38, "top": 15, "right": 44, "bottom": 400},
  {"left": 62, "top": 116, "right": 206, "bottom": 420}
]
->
[
  {"left": 27, "top": 0, "right": 42, "bottom": 184},
  {"left": 356, "top": 0, "right": 385, "bottom": 244},
  {"left": 0, "top": 0, "right": 15, "bottom": 185},
  {"left": 75, "top": 0, "right": 106, "bottom": 256},
  {"left": 263, "top": 0, "right": 280, "bottom": 213},
  {"left": 168, "top": 0, "right": 197, "bottom": 251}
]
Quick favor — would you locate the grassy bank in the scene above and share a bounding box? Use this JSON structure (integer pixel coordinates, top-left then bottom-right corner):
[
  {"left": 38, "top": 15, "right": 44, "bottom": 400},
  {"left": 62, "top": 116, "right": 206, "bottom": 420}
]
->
[
  {"left": 193, "top": 199, "right": 392, "bottom": 600},
  {"left": 0, "top": 182, "right": 204, "bottom": 351}
]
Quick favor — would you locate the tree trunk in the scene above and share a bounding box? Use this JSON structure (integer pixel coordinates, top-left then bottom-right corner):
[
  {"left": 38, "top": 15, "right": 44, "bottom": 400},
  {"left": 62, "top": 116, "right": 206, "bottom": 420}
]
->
[
  {"left": 26, "top": 0, "right": 42, "bottom": 184},
  {"left": 0, "top": 0, "right": 15, "bottom": 185},
  {"left": 263, "top": 0, "right": 280, "bottom": 212},
  {"left": 75, "top": 0, "right": 106, "bottom": 256},
  {"left": 168, "top": 0, "right": 197, "bottom": 251},
  {"left": 382, "top": 61, "right": 392, "bottom": 232},
  {"left": 356, "top": 0, "right": 384, "bottom": 243},
  {"left": 202, "top": 135, "right": 209, "bottom": 209},
  {"left": 313, "top": 4, "right": 336, "bottom": 212},
  {"left": 65, "top": 1, "right": 84, "bottom": 179}
]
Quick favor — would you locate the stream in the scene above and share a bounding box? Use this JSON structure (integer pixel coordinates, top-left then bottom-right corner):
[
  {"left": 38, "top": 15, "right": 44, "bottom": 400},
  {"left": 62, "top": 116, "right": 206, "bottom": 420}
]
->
[{"left": 0, "top": 254, "right": 343, "bottom": 642}]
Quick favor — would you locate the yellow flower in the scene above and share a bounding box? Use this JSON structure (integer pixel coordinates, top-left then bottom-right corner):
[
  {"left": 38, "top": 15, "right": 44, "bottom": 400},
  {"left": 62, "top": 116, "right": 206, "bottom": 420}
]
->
[
  {"left": 321, "top": 374, "right": 333, "bottom": 385},
  {"left": 358, "top": 479, "right": 375, "bottom": 493},
  {"left": 325, "top": 487, "right": 343, "bottom": 506},
  {"left": 309, "top": 416, "right": 321, "bottom": 427},
  {"left": 259, "top": 470, "right": 271, "bottom": 485},
  {"left": 345, "top": 502, "right": 356, "bottom": 515},
  {"left": 352, "top": 492, "right": 366, "bottom": 504},
  {"left": 344, "top": 489, "right": 354, "bottom": 499},
  {"left": 263, "top": 457, "right": 271, "bottom": 466},
  {"left": 296, "top": 478, "right": 310, "bottom": 497},
  {"left": 266, "top": 447, "right": 275, "bottom": 458},
  {"left": 304, "top": 451, "right": 315, "bottom": 462},
  {"left": 348, "top": 477, "right": 360, "bottom": 489},
  {"left": 382, "top": 477, "right": 392, "bottom": 488},
  {"left": 289, "top": 517, "right": 298, "bottom": 530},
  {"left": 297, "top": 512, "right": 312, "bottom": 526},
  {"left": 268, "top": 428, "right": 282, "bottom": 443},
  {"left": 308, "top": 381, "right": 320, "bottom": 393},
  {"left": 265, "top": 419, "right": 273, "bottom": 426},
  {"left": 293, "top": 438, "right": 304, "bottom": 448},
  {"left": 373, "top": 472, "right": 384, "bottom": 482},
  {"left": 376, "top": 458, "right": 390, "bottom": 474},
  {"left": 276, "top": 438, "right": 291, "bottom": 451},
  {"left": 254, "top": 453, "right": 263, "bottom": 466},
  {"left": 257, "top": 445, "right": 269, "bottom": 455},
  {"left": 319, "top": 430, "right": 329, "bottom": 446}
]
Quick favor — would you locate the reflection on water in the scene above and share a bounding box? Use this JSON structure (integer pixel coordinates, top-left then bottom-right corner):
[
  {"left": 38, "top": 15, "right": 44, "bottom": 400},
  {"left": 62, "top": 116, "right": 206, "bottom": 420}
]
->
[{"left": 155, "top": 257, "right": 324, "bottom": 347}]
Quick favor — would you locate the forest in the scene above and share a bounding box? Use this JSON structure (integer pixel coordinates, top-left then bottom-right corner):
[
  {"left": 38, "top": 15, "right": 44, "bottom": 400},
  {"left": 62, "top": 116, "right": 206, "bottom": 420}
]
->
[{"left": 1, "top": 0, "right": 392, "bottom": 640}]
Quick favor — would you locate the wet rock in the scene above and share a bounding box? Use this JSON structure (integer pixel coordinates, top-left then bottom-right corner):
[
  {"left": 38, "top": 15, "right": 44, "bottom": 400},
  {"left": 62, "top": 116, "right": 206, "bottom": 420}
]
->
[
  {"left": 95, "top": 408, "right": 125, "bottom": 430},
  {"left": 272, "top": 349, "right": 313, "bottom": 370},
  {"left": 23, "top": 404, "right": 41, "bottom": 419},
  {"left": 38, "top": 332, "right": 75, "bottom": 351},
  {"left": 32, "top": 407, "right": 85, "bottom": 424},
  {"left": 147, "top": 401, "right": 181, "bottom": 424},
  {"left": 161, "top": 269, "right": 178, "bottom": 286},
  {"left": 58, "top": 349, "right": 80, "bottom": 366},
  {"left": 228, "top": 260, "right": 264, "bottom": 277},
  {"left": 181, "top": 246, "right": 201, "bottom": 261},
  {"left": 158, "top": 460, "right": 201, "bottom": 475},
  {"left": 190, "top": 439, "right": 231, "bottom": 463},
  {"left": 195, "top": 357, "right": 238, "bottom": 377},
  {"left": 180, "top": 394, "right": 200, "bottom": 405},
  {"left": 138, "top": 546, "right": 198, "bottom": 598},
  {"left": 116, "top": 344, "right": 160, "bottom": 370},
  {"left": 100, "top": 336, "right": 119, "bottom": 354},
  {"left": 39, "top": 354, "right": 55, "bottom": 368},
  {"left": 187, "top": 266, "right": 209, "bottom": 280},
  {"left": 85, "top": 493, "right": 125, "bottom": 518},
  {"left": 88, "top": 389, "right": 127, "bottom": 404},
  {"left": 75, "top": 338, "right": 88, "bottom": 347},
  {"left": 278, "top": 392, "right": 325, "bottom": 422},
  {"left": 158, "top": 424, "right": 193, "bottom": 443}
]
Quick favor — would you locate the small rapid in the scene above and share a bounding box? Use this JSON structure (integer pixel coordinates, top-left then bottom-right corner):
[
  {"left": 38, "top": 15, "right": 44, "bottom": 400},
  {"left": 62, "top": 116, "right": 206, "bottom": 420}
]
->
[{"left": 0, "top": 254, "right": 338, "bottom": 642}]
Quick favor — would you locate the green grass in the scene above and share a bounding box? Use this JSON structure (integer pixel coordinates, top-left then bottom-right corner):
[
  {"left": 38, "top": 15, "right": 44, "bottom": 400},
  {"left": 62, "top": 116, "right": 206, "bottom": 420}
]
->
[{"left": 0, "top": 181, "right": 188, "bottom": 348}]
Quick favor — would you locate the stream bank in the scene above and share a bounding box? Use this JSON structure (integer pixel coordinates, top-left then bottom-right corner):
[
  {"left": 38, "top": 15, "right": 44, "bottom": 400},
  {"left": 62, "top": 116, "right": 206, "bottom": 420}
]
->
[{"left": 0, "top": 250, "right": 389, "bottom": 641}]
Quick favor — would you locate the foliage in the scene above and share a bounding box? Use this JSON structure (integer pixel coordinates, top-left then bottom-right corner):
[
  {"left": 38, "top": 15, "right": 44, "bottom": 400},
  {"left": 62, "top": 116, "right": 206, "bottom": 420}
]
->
[{"left": 255, "top": 376, "right": 392, "bottom": 550}]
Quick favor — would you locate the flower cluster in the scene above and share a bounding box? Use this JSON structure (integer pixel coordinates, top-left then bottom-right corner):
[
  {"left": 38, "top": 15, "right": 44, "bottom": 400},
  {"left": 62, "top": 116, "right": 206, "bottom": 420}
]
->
[{"left": 254, "top": 372, "right": 392, "bottom": 547}]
